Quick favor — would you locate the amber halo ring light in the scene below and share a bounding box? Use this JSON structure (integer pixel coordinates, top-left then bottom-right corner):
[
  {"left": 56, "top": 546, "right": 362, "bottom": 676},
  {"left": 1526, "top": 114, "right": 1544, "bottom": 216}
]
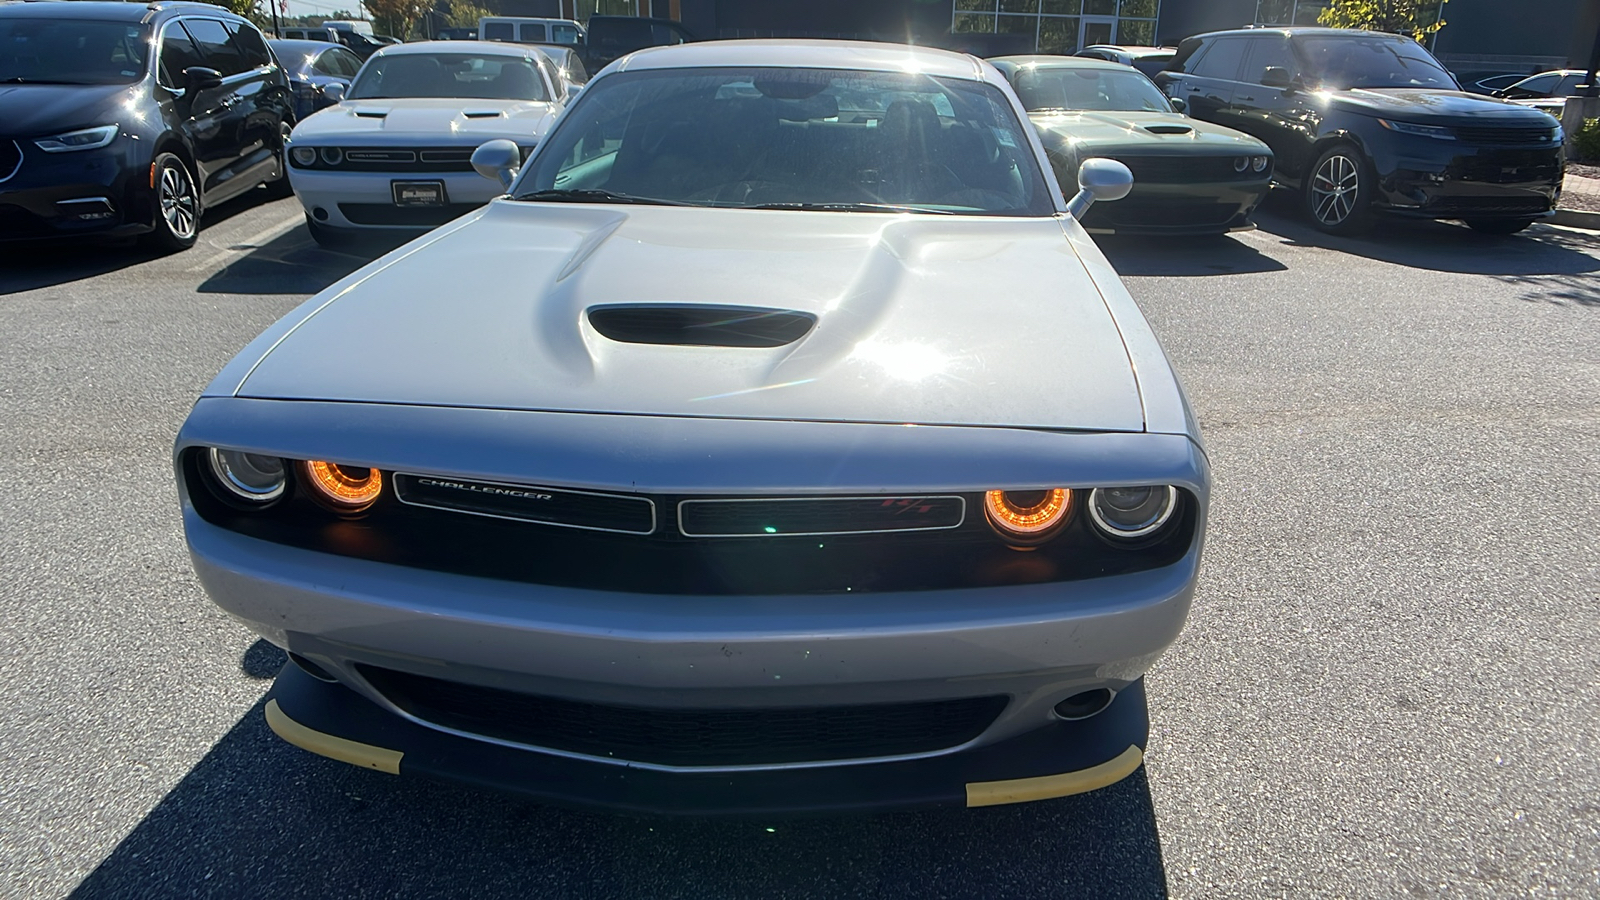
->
[
  {"left": 984, "top": 488, "right": 1072, "bottom": 544},
  {"left": 299, "top": 460, "right": 384, "bottom": 512}
]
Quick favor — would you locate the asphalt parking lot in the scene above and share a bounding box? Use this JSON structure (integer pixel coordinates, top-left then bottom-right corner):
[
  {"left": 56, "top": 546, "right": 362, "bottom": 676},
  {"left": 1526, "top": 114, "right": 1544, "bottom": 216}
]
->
[{"left": 1, "top": 189, "right": 1596, "bottom": 899}]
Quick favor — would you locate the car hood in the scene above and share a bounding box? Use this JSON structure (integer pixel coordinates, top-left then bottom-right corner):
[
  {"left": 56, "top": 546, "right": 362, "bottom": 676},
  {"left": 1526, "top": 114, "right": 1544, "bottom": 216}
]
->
[
  {"left": 291, "top": 97, "right": 558, "bottom": 144},
  {"left": 1329, "top": 88, "right": 1559, "bottom": 125},
  {"left": 1029, "top": 109, "right": 1268, "bottom": 153},
  {"left": 235, "top": 203, "right": 1146, "bottom": 432},
  {"left": 0, "top": 83, "right": 130, "bottom": 137}
]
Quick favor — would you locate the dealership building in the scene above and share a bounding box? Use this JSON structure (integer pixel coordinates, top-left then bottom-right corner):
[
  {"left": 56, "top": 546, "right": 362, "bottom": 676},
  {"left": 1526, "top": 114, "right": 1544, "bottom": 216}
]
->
[{"left": 501, "top": 0, "right": 1598, "bottom": 75}]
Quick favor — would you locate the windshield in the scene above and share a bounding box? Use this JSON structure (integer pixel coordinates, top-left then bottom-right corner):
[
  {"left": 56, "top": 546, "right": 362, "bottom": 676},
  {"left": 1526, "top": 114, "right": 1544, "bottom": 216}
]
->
[
  {"left": 1011, "top": 66, "right": 1172, "bottom": 113},
  {"left": 0, "top": 18, "right": 149, "bottom": 85},
  {"left": 1293, "top": 36, "right": 1457, "bottom": 90},
  {"left": 516, "top": 67, "right": 1055, "bottom": 216},
  {"left": 348, "top": 53, "right": 548, "bottom": 100}
]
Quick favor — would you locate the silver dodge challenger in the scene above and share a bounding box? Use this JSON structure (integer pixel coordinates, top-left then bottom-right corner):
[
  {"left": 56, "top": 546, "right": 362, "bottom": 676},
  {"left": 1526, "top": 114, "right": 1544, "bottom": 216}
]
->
[{"left": 175, "top": 39, "right": 1211, "bottom": 815}]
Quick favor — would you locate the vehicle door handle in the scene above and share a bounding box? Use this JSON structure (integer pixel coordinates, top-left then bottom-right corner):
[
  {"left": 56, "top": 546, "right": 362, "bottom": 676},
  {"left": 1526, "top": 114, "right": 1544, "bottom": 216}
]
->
[
  {"left": 1186, "top": 86, "right": 1201, "bottom": 93},
  {"left": 1238, "top": 95, "right": 1254, "bottom": 102}
]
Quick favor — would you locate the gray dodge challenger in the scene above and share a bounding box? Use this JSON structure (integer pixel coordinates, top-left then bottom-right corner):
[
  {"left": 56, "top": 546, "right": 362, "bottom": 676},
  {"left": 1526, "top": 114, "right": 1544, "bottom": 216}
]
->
[{"left": 175, "top": 39, "right": 1212, "bottom": 815}]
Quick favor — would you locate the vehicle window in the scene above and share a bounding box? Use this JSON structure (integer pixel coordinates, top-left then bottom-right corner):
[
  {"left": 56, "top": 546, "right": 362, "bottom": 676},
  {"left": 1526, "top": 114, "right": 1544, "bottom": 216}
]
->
[
  {"left": 482, "top": 22, "right": 513, "bottom": 42},
  {"left": 518, "top": 23, "right": 546, "bottom": 42},
  {"left": 311, "top": 48, "right": 340, "bottom": 76},
  {"left": 551, "top": 24, "right": 581, "bottom": 45},
  {"left": 1011, "top": 66, "right": 1172, "bottom": 112},
  {"left": 228, "top": 22, "right": 272, "bottom": 70},
  {"left": 348, "top": 52, "right": 550, "bottom": 100},
  {"left": 1241, "top": 36, "right": 1295, "bottom": 83},
  {"left": 159, "top": 23, "right": 203, "bottom": 85},
  {"left": 0, "top": 18, "right": 150, "bottom": 85},
  {"left": 1190, "top": 37, "right": 1247, "bottom": 80},
  {"left": 519, "top": 66, "right": 1056, "bottom": 217},
  {"left": 1509, "top": 73, "right": 1558, "bottom": 95},
  {"left": 1554, "top": 74, "right": 1584, "bottom": 95},
  {"left": 533, "top": 52, "right": 560, "bottom": 97},
  {"left": 182, "top": 19, "right": 244, "bottom": 76},
  {"left": 1293, "top": 35, "right": 1455, "bottom": 89},
  {"left": 332, "top": 47, "right": 362, "bottom": 77},
  {"left": 566, "top": 55, "right": 587, "bottom": 84}
]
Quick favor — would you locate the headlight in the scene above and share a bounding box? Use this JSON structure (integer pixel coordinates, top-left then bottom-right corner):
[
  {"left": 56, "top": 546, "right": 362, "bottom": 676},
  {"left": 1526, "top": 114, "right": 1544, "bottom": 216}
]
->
[
  {"left": 300, "top": 460, "right": 382, "bottom": 512},
  {"left": 1232, "top": 156, "right": 1249, "bottom": 172},
  {"left": 35, "top": 125, "right": 119, "bottom": 153},
  {"left": 291, "top": 146, "right": 318, "bottom": 166},
  {"left": 1252, "top": 155, "right": 1269, "bottom": 172},
  {"left": 206, "top": 448, "right": 287, "bottom": 503},
  {"left": 319, "top": 146, "right": 343, "bottom": 165},
  {"left": 985, "top": 489, "right": 1072, "bottom": 544},
  {"left": 1087, "top": 486, "right": 1178, "bottom": 539},
  {"left": 1377, "top": 119, "right": 1456, "bottom": 140}
]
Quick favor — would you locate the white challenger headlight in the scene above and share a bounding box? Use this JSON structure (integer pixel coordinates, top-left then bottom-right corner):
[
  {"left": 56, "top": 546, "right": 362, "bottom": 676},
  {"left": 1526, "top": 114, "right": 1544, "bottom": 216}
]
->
[
  {"left": 291, "top": 146, "right": 318, "bottom": 166},
  {"left": 207, "top": 448, "right": 287, "bottom": 503},
  {"left": 1252, "top": 155, "right": 1269, "bottom": 172},
  {"left": 319, "top": 146, "right": 343, "bottom": 165},
  {"left": 1377, "top": 119, "right": 1456, "bottom": 140},
  {"left": 35, "top": 125, "right": 119, "bottom": 153},
  {"left": 1088, "top": 486, "right": 1178, "bottom": 539}
]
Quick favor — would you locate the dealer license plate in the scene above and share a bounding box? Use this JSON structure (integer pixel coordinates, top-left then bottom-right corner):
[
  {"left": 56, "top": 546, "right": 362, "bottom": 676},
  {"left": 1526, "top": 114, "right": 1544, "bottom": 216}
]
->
[{"left": 392, "top": 181, "right": 446, "bottom": 207}]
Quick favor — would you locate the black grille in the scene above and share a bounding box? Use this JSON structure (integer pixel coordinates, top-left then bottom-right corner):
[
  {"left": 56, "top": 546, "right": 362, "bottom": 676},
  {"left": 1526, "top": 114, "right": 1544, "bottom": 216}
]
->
[
  {"left": 680, "top": 496, "right": 964, "bottom": 536},
  {"left": 1452, "top": 126, "right": 1558, "bottom": 145},
  {"left": 326, "top": 147, "right": 494, "bottom": 173},
  {"left": 344, "top": 149, "right": 416, "bottom": 163},
  {"left": 1116, "top": 154, "right": 1264, "bottom": 183},
  {"left": 588, "top": 305, "right": 816, "bottom": 348},
  {"left": 1085, "top": 198, "right": 1242, "bottom": 229},
  {"left": 394, "top": 473, "right": 654, "bottom": 534},
  {"left": 0, "top": 140, "right": 20, "bottom": 181},
  {"left": 358, "top": 665, "right": 1009, "bottom": 766},
  {"left": 338, "top": 202, "right": 481, "bottom": 226}
]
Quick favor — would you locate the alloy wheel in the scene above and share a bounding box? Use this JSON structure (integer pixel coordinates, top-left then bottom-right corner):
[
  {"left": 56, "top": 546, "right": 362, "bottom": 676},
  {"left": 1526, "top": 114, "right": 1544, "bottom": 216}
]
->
[
  {"left": 1310, "top": 153, "right": 1360, "bottom": 227},
  {"left": 160, "top": 162, "right": 198, "bottom": 239}
]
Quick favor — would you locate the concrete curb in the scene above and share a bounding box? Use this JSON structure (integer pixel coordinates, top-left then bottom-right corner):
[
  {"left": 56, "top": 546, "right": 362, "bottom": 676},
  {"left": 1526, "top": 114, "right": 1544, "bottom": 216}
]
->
[{"left": 1551, "top": 208, "right": 1600, "bottom": 229}]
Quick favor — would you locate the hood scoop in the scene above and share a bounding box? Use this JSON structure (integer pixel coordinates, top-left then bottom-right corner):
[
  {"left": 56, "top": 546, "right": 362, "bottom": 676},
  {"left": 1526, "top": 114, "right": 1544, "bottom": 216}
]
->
[
  {"left": 463, "top": 109, "right": 504, "bottom": 118},
  {"left": 587, "top": 305, "right": 816, "bottom": 348},
  {"left": 1143, "top": 124, "right": 1193, "bottom": 135},
  {"left": 354, "top": 109, "right": 389, "bottom": 119}
]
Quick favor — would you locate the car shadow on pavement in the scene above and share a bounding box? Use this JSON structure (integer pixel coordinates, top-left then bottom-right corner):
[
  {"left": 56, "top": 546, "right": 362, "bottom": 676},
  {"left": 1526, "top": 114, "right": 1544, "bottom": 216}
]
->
[
  {"left": 70, "top": 691, "right": 1170, "bottom": 899},
  {"left": 1251, "top": 189, "right": 1600, "bottom": 277},
  {"left": 194, "top": 227, "right": 388, "bottom": 296},
  {"left": 1094, "top": 232, "right": 1289, "bottom": 277}
]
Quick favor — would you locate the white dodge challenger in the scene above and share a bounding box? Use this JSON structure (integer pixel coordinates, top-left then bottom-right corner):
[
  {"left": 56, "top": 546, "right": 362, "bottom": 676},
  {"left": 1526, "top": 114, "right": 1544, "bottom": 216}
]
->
[
  {"left": 177, "top": 40, "right": 1211, "bottom": 815},
  {"left": 285, "top": 40, "right": 568, "bottom": 245}
]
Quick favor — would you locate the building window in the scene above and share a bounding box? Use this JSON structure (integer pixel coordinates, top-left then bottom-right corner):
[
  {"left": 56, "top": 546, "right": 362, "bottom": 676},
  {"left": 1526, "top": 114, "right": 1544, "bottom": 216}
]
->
[
  {"left": 1254, "top": 0, "right": 1330, "bottom": 26},
  {"left": 953, "top": 0, "right": 1160, "bottom": 54}
]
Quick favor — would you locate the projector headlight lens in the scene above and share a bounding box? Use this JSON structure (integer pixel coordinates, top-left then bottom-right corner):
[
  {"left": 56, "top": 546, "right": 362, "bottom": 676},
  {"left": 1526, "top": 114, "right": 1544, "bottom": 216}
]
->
[
  {"left": 206, "top": 448, "right": 287, "bottom": 503},
  {"left": 1088, "top": 486, "right": 1178, "bottom": 539}
]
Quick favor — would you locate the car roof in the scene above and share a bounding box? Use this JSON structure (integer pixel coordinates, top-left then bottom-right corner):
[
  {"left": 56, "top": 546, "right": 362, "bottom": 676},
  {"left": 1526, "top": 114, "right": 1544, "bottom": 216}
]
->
[
  {"left": 990, "top": 55, "right": 1136, "bottom": 73},
  {"left": 373, "top": 39, "right": 545, "bottom": 58},
  {"left": 268, "top": 39, "right": 344, "bottom": 54},
  {"left": 1082, "top": 45, "right": 1174, "bottom": 56},
  {"left": 618, "top": 39, "right": 988, "bottom": 82},
  {"left": 0, "top": 0, "right": 230, "bottom": 21},
  {"left": 1190, "top": 26, "right": 1414, "bottom": 41}
]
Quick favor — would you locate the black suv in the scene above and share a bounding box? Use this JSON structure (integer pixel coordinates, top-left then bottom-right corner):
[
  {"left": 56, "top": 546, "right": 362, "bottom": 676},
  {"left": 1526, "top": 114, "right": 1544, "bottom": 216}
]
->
[
  {"left": 1156, "top": 28, "right": 1564, "bottom": 235},
  {"left": 0, "top": 1, "right": 293, "bottom": 251}
]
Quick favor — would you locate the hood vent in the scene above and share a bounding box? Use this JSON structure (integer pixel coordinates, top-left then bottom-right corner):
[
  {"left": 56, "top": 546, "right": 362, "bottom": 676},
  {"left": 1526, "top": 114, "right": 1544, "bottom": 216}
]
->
[
  {"left": 1143, "top": 124, "right": 1193, "bottom": 135},
  {"left": 463, "top": 110, "right": 503, "bottom": 118},
  {"left": 588, "top": 305, "right": 816, "bottom": 348},
  {"left": 354, "top": 109, "right": 388, "bottom": 119}
]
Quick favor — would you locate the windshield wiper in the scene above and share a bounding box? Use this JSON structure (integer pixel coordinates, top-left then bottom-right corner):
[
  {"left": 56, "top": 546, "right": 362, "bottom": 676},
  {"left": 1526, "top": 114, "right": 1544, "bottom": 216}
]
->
[
  {"left": 740, "top": 202, "right": 958, "bottom": 215},
  {"left": 514, "top": 188, "right": 693, "bottom": 206}
]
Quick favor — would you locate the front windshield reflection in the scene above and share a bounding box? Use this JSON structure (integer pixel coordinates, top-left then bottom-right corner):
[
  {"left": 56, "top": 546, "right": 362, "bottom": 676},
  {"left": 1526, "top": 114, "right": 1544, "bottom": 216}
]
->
[
  {"left": 1295, "top": 36, "right": 1456, "bottom": 90},
  {"left": 0, "top": 19, "right": 149, "bottom": 86}
]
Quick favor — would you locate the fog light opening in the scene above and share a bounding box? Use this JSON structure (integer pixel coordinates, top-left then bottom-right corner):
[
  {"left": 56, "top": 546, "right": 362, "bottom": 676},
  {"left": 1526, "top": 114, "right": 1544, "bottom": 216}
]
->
[
  {"left": 289, "top": 653, "right": 339, "bottom": 683},
  {"left": 1053, "top": 688, "right": 1115, "bottom": 721},
  {"left": 312, "top": 207, "right": 330, "bottom": 221}
]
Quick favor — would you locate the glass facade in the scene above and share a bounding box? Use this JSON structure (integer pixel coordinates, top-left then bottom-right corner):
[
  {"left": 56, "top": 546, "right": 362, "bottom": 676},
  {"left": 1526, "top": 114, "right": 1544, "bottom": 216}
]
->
[
  {"left": 952, "top": 0, "right": 1160, "bottom": 54},
  {"left": 1253, "top": 0, "right": 1331, "bottom": 26}
]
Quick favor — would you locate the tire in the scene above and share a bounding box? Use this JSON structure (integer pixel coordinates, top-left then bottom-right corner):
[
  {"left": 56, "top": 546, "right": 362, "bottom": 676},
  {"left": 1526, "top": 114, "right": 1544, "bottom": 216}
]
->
[
  {"left": 1304, "top": 143, "right": 1372, "bottom": 236},
  {"left": 1465, "top": 217, "right": 1535, "bottom": 235},
  {"left": 263, "top": 120, "right": 295, "bottom": 200},
  {"left": 141, "top": 152, "right": 200, "bottom": 253}
]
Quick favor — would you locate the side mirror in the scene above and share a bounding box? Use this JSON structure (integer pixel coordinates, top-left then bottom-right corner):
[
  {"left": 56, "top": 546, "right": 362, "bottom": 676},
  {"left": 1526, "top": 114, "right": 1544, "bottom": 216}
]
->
[
  {"left": 472, "top": 138, "right": 522, "bottom": 189},
  {"left": 1261, "top": 66, "right": 1293, "bottom": 90},
  {"left": 1169, "top": 96, "right": 1186, "bottom": 113},
  {"left": 319, "top": 82, "right": 346, "bottom": 104},
  {"left": 1066, "top": 157, "right": 1133, "bottom": 219},
  {"left": 184, "top": 66, "right": 224, "bottom": 92}
]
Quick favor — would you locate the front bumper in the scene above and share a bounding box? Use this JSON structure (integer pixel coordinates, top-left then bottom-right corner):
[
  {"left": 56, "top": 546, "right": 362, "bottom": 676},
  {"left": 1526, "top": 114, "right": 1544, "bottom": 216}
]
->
[
  {"left": 1079, "top": 178, "right": 1271, "bottom": 235},
  {"left": 0, "top": 137, "right": 153, "bottom": 241},
  {"left": 289, "top": 166, "right": 503, "bottom": 230},
  {"left": 266, "top": 660, "right": 1150, "bottom": 816},
  {"left": 1367, "top": 130, "right": 1563, "bottom": 220}
]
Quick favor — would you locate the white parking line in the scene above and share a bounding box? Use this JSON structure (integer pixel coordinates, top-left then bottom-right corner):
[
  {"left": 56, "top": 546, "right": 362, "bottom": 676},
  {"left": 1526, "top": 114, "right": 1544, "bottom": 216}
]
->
[{"left": 185, "top": 210, "right": 306, "bottom": 272}]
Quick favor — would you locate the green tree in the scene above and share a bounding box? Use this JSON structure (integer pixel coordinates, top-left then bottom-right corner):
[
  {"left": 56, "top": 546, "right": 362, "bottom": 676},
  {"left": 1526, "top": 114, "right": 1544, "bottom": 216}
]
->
[
  {"left": 1317, "top": 0, "right": 1447, "bottom": 42},
  {"left": 441, "top": 0, "right": 493, "bottom": 29},
  {"left": 364, "top": 0, "right": 428, "bottom": 39}
]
